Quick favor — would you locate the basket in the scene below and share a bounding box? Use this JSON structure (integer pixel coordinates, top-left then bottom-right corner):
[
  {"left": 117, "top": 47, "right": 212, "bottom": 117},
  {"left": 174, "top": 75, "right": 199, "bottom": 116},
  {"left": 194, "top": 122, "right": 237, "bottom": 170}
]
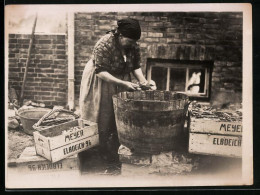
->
[{"left": 33, "top": 108, "right": 79, "bottom": 131}]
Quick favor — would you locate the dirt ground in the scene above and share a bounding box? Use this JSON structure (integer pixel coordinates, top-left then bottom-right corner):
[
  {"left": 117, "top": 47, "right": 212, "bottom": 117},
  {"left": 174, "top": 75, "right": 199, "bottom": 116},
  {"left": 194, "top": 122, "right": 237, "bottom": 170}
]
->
[{"left": 7, "top": 129, "right": 35, "bottom": 160}]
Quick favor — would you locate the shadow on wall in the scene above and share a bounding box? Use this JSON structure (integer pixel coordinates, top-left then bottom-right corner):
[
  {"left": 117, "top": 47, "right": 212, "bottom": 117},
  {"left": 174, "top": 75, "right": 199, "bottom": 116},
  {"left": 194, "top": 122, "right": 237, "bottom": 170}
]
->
[{"left": 210, "top": 91, "right": 242, "bottom": 109}]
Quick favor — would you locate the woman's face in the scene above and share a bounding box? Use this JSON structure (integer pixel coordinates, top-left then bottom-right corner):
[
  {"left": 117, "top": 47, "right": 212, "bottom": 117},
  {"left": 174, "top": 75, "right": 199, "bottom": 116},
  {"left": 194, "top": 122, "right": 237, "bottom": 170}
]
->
[{"left": 119, "top": 35, "right": 137, "bottom": 49}]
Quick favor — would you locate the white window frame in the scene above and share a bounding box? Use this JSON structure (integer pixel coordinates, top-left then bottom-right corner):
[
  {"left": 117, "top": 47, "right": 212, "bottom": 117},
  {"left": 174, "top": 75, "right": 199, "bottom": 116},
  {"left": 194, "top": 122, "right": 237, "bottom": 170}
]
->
[{"left": 147, "top": 61, "right": 211, "bottom": 98}]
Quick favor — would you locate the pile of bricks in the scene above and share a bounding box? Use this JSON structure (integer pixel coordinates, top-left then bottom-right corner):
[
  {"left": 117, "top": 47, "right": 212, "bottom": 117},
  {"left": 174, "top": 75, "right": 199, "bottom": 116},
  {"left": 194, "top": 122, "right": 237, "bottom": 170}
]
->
[{"left": 118, "top": 145, "right": 199, "bottom": 176}]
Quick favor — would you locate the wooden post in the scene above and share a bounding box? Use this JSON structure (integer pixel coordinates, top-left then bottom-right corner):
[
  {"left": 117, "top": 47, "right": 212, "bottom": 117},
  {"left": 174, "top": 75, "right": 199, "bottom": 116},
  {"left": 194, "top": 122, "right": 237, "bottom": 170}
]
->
[
  {"left": 166, "top": 67, "right": 170, "bottom": 91},
  {"left": 147, "top": 65, "right": 152, "bottom": 84},
  {"left": 20, "top": 14, "right": 37, "bottom": 106},
  {"left": 67, "top": 12, "right": 75, "bottom": 110}
]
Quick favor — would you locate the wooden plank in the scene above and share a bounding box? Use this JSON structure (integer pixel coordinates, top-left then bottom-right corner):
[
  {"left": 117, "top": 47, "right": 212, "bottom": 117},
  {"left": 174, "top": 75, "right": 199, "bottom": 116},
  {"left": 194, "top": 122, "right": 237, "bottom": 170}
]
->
[
  {"left": 35, "top": 144, "right": 53, "bottom": 161},
  {"left": 190, "top": 118, "right": 242, "bottom": 136},
  {"left": 36, "top": 134, "right": 99, "bottom": 163},
  {"left": 185, "top": 68, "right": 189, "bottom": 91},
  {"left": 68, "top": 12, "right": 75, "bottom": 110},
  {"left": 166, "top": 67, "right": 170, "bottom": 91},
  {"left": 147, "top": 65, "right": 152, "bottom": 84},
  {"left": 189, "top": 133, "right": 242, "bottom": 158},
  {"left": 48, "top": 124, "right": 98, "bottom": 150},
  {"left": 15, "top": 147, "right": 79, "bottom": 173},
  {"left": 33, "top": 131, "right": 51, "bottom": 151},
  {"left": 20, "top": 14, "right": 37, "bottom": 105}
]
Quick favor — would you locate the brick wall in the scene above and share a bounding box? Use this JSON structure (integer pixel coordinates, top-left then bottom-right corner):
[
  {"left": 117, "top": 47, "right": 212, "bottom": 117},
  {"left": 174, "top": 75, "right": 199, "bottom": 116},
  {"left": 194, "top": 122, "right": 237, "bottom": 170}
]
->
[
  {"left": 74, "top": 12, "right": 242, "bottom": 103},
  {"left": 8, "top": 12, "right": 242, "bottom": 107},
  {"left": 8, "top": 34, "right": 67, "bottom": 107}
]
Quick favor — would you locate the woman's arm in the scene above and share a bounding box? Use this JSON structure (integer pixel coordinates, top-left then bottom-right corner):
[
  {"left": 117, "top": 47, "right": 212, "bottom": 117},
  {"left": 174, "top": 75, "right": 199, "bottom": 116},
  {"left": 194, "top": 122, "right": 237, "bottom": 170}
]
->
[
  {"left": 132, "top": 68, "right": 147, "bottom": 84},
  {"left": 97, "top": 71, "right": 139, "bottom": 91},
  {"left": 133, "top": 68, "right": 157, "bottom": 90}
]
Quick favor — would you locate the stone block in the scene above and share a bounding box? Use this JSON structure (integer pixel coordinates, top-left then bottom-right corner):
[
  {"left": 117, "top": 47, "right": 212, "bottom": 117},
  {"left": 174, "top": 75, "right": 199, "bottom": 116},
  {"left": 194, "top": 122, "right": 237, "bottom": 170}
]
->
[
  {"left": 11, "top": 147, "right": 80, "bottom": 173},
  {"left": 8, "top": 118, "right": 19, "bottom": 129},
  {"left": 150, "top": 151, "right": 199, "bottom": 175},
  {"left": 118, "top": 145, "right": 151, "bottom": 166}
]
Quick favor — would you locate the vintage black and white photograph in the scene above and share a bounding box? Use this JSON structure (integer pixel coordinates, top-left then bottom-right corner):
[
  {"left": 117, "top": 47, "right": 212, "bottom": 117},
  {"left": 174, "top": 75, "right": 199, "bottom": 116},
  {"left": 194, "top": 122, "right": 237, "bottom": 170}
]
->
[{"left": 5, "top": 4, "right": 253, "bottom": 188}]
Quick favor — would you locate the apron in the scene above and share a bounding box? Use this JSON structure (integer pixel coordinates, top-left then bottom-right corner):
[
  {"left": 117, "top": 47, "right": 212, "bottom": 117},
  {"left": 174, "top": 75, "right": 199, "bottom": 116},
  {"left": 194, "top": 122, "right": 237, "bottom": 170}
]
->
[{"left": 79, "top": 58, "right": 131, "bottom": 158}]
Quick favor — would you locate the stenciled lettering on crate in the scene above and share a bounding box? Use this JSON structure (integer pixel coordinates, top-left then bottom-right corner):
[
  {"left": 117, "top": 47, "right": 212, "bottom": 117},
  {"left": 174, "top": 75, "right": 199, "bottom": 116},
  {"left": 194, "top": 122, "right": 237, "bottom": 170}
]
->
[
  {"left": 189, "top": 118, "right": 242, "bottom": 158},
  {"left": 189, "top": 133, "right": 242, "bottom": 157},
  {"left": 33, "top": 119, "right": 99, "bottom": 163},
  {"left": 190, "top": 119, "right": 242, "bottom": 136}
]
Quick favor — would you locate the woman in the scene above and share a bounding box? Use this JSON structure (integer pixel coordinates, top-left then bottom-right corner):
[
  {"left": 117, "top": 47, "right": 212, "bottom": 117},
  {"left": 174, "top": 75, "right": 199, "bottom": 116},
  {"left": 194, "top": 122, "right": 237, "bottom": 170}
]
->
[{"left": 79, "top": 18, "right": 154, "bottom": 164}]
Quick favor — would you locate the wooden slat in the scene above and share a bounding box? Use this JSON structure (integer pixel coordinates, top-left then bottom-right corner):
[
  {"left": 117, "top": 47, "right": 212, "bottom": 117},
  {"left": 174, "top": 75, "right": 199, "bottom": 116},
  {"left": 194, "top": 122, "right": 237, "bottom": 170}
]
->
[
  {"left": 35, "top": 144, "right": 52, "bottom": 161},
  {"left": 51, "top": 134, "right": 99, "bottom": 163},
  {"left": 189, "top": 133, "right": 242, "bottom": 158},
  {"left": 185, "top": 68, "right": 189, "bottom": 92},
  {"left": 33, "top": 131, "right": 51, "bottom": 150},
  {"left": 147, "top": 65, "right": 152, "bottom": 84},
  {"left": 48, "top": 124, "right": 98, "bottom": 150},
  {"left": 166, "top": 67, "right": 170, "bottom": 91},
  {"left": 190, "top": 118, "right": 242, "bottom": 136},
  {"left": 204, "top": 68, "right": 207, "bottom": 94},
  {"left": 36, "top": 134, "right": 99, "bottom": 163},
  {"left": 67, "top": 12, "right": 75, "bottom": 110}
]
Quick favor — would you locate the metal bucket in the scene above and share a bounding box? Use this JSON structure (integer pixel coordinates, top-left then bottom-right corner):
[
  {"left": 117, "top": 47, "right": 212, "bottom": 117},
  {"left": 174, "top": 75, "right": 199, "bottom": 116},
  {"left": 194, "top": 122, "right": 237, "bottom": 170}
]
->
[
  {"left": 16, "top": 107, "right": 51, "bottom": 135},
  {"left": 112, "top": 90, "right": 189, "bottom": 154}
]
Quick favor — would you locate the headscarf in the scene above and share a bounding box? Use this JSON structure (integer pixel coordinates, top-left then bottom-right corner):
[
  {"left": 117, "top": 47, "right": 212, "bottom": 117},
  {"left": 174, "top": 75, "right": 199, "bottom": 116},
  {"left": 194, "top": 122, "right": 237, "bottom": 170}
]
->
[{"left": 117, "top": 18, "right": 141, "bottom": 40}]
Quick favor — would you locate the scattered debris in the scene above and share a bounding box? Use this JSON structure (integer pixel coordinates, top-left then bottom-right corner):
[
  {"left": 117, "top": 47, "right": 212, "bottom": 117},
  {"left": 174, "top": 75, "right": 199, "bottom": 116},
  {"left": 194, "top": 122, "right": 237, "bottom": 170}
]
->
[
  {"left": 8, "top": 88, "right": 19, "bottom": 109},
  {"left": 23, "top": 99, "right": 45, "bottom": 108},
  {"left": 62, "top": 126, "right": 82, "bottom": 135},
  {"left": 189, "top": 101, "right": 242, "bottom": 122},
  {"left": 8, "top": 118, "right": 20, "bottom": 129},
  {"left": 53, "top": 106, "right": 64, "bottom": 110},
  {"left": 150, "top": 151, "right": 199, "bottom": 175},
  {"left": 7, "top": 109, "right": 21, "bottom": 130}
]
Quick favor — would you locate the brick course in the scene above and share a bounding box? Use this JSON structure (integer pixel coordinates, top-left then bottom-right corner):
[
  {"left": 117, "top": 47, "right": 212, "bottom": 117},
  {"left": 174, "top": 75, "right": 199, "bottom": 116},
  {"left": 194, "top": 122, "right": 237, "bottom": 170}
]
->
[
  {"left": 8, "top": 12, "right": 242, "bottom": 107},
  {"left": 74, "top": 12, "right": 242, "bottom": 102},
  {"left": 8, "top": 34, "right": 67, "bottom": 107}
]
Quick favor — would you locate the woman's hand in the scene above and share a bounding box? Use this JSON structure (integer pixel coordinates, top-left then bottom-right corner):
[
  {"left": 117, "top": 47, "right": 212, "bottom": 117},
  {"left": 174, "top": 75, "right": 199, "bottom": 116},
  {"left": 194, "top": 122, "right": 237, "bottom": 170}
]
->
[{"left": 123, "top": 81, "right": 139, "bottom": 91}]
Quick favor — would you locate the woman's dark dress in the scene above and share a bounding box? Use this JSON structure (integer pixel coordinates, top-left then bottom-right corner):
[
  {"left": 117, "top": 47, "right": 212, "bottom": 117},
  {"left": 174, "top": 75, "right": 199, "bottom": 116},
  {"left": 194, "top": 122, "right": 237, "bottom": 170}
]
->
[{"left": 79, "top": 32, "right": 140, "bottom": 160}]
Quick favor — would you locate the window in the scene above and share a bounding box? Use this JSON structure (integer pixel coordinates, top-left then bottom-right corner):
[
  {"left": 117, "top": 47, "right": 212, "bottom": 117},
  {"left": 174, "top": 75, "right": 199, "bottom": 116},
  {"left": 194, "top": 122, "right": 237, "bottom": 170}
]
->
[{"left": 146, "top": 59, "right": 213, "bottom": 99}]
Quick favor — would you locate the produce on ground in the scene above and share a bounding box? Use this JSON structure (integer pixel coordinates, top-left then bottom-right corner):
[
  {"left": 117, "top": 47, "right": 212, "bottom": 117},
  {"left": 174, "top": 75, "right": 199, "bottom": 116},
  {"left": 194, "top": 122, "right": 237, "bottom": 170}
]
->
[{"left": 189, "top": 101, "right": 242, "bottom": 122}]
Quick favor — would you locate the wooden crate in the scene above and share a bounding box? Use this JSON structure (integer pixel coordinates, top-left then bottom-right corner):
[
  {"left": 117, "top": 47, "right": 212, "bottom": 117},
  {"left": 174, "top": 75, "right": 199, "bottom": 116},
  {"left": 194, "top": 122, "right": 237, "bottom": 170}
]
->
[
  {"left": 189, "top": 118, "right": 242, "bottom": 158},
  {"left": 33, "top": 119, "right": 99, "bottom": 163},
  {"left": 14, "top": 147, "right": 79, "bottom": 173}
]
